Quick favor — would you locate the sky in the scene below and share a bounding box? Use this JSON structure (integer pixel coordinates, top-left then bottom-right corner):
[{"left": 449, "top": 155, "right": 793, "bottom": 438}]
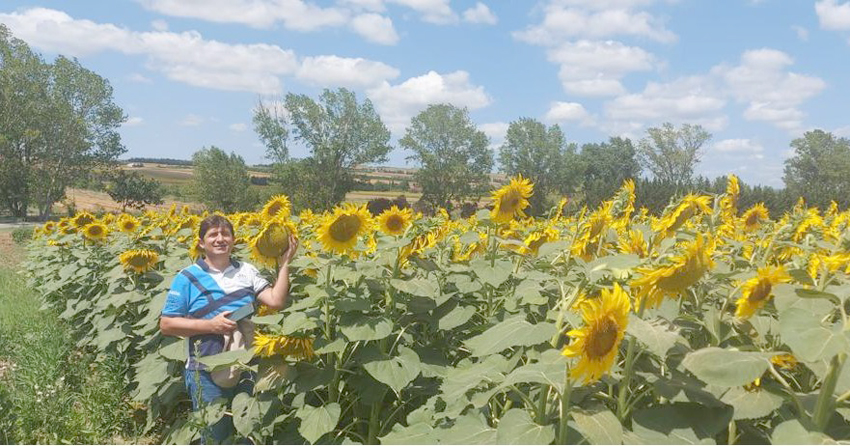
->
[{"left": 2, "top": 0, "right": 850, "bottom": 187}]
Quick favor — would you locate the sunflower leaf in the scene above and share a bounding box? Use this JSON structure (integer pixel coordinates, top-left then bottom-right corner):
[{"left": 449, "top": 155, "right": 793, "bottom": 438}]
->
[
  {"left": 771, "top": 419, "right": 839, "bottom": 445},
  {"left": 627, "top": 315, "right": 681, "bottom": 358},
  {"left": 495, "top": 409, "right": 554, "bottom": 444},
  {"left": 720, "top": 386, "right": 784, "bottom": 420},
  {"left": 469, "top": 258, "right": 513, "bottom": 288},
  {"left": 339, "top": 314, "right": 393, "bottom": 341},
  {"left": 681, "top": 347, "right": 771, "bottom": 387},
  {"left": 296, "top": 402, "right": 340, "bottom": 444},
  {"left": 572, "top": 406, "right": 623, "bottom": 445},
  {"left": 463, "top": 317, "right": 556, "bottom": 357},
  {"left": 391, "top": 278, "right": 439, "bottom": 298},
  {"left": 362, "top": 346, "right": 421, "bottom": 394},
  {"left": 778, "top": 308, "right": 850, "bottom": 362}
]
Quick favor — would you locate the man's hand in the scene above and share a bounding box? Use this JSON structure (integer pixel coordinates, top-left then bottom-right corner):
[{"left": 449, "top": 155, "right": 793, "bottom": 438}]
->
[
  {"left": 279, "top": 233, "right": 299, "bottom": 266},
  {"left": 207, "top": 312, "right": 237, "bottom": 334}
]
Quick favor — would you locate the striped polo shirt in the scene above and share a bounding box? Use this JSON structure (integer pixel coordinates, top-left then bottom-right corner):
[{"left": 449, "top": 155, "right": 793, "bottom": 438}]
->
[{"left": 162, "top": 258, "right": 270, "bottom": 370}]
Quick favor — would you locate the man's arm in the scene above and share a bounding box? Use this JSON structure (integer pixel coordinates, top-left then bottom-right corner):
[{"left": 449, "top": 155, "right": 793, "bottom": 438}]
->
[
  {"left": 160, "top": 312, "right": 236, "bottom": 337},
  {"left": 257, "top": 234, "right": 298, "bottom": 310}
]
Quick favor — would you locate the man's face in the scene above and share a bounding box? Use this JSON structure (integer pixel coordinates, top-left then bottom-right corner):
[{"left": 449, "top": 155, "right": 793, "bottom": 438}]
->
[{"left": 200, "top": 225, "right": 234, "bottom": 257}]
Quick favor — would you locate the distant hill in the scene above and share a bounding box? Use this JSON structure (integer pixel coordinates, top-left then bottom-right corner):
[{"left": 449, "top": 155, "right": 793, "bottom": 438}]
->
[{"left": 125, "top": 157, "right": 192, "bottom": 166}]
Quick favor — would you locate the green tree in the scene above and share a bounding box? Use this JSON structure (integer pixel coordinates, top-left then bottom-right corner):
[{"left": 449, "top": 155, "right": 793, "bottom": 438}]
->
[
  {"left": 252, "top": 101, "right": 289, "bottom": 164},
  {"left": 274, "top": 88, "right": 391, "bottom": 210},
  {"left": 579, "top": 137, "right": 641, "bottom": 206},
  {"left": 498, "top": 118, "right": 567, "bottom": 216},
  {"left": 106, "top": 170, "right": 164, "bottom": 212},
  {"left": 192, "top": 146, "right": 251, "bottom": 213},
  {"left": 0, "top": 25, "right": 126, "bottom": 219},
  {"left": 783, "top": 129, "right": 850, "bottom": 209},
  {"left": 636, "top": 122, "right": 711, "bottom": 185},
  {"left": 401, "top": 104, "right": 493, "bottom": 211}
]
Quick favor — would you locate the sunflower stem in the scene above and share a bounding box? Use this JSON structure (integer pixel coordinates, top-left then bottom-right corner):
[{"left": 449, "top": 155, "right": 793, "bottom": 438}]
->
[
  {"left": 728, "top": 419, "right": 737, "bottom": 445},
  {"left": 557, "top": 372, "right": 572, "bottom": 445},
  {"left": 617, "top": 295, "right": 647, "bottom": 422},
  {"left": 812, "top": 353, "right": 846, "bottom": 431},
  {"left": 367, "top": 399, "right": 382, "bottom": 444},
  {"left": 535, "top": 385, "right": 549, "bottom": 424}
]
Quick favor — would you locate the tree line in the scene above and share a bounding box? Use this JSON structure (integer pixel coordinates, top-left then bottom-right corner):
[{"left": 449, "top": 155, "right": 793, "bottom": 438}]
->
[{"left": 3, "top": 24, "right": 850, "bottom": 219}]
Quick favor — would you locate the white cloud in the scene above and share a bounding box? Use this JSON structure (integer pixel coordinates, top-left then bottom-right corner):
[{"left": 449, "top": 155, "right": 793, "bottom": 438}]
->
[
  {"left": 479, "top": 122, "right": 509, "bottom": 145},
  {"left": 338, "top": 0, "right": 386, "bottom": 12},
  {"left": 151, "top": 19, "right": 168, "bottom": 31},
  {"left": 514, "top": 4, "right": 676, "bottom": 45},
  {"left": 350, "top": 13, "right": 399, "bottom": 45},
  {"left": 835, "top": 125, "right": 850, "bottom": 137},
  {"left": 792, "top": 25, "right": 809, "bottom": 41},
  {"left": 544, "top": 101, "right": 593, "bottom": 125},
  {"left": 124, "top": 116, "right": 144, "bottom": 127},
  {"left": 367, "top": 70, "right": 491, "bottom": 133},
  {"left": 179, "top": 114, "right": 205, "bottom": 126},
  {"left": 296, "top": 55, "right": 400, "bottom": 88},
  {"left": 713, "top": 49, "right": 825, "bottom": 132},
  {"left": 547, "top": 40, "right": 656, "bottom": 96},
  {"left": 387, "top": 0, "right": 458, "bottom": 24},
  {"left": 229, "top": 123, "right": 248, "bottom": 132},
  {"left": 128, "top": 73, "right": 152, "bottom": 83},
  {"left": 463, "top": 3, "right": 498, "bottom": 25},
  {"left": 140, "top": 0, "right": 348, "bottom": 31},
  {"left": 815, "top": 0, "right": 850, "bottom": 31},
  {"left": 713, "top": 138, "right": 764, "bottom": 159}
]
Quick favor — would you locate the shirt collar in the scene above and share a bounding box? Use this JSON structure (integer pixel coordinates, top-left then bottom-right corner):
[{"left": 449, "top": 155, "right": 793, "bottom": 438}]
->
[{"left": 197, "top": 258, "right": 240, "bottom": 273}]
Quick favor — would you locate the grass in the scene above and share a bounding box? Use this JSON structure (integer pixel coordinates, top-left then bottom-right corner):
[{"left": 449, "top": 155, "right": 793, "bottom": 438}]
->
[{"left": 0, "top": 241, "right": 149, "bottom": 444}]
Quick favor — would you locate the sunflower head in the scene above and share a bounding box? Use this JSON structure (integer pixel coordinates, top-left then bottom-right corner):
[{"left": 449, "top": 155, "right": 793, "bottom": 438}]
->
[
  {"left": 562, "top": 284, "right": 631, "bottom": 384},
  {"left": 490, "top": 175, "right": 534, "bottom": 224},
  {"left": 316, "top": 203, "right": 374, "bottom": 255},
  {"left": 42, "top": 221, "right": 57, "bottom": 234},
  {"left": 253, "top": 332, "right": 315, "bottom": 360},
  {"left": 652, "top": 194, "right": 712, "bottom": 236},
  {"left": 377, "top": 206, "right": 414, "bottom": 236},
  {"left": 119, "top": 249, "right": 159, "bottom": 274},
  {"left": 741, "top": 204, "right": 769, "bottom": 231},
  {"left": 118, "top": 215, "right": 141, "bottom": 233},
  {"left": 734, "top": 265, "right": 791, "bottom": 319},
  {"left": 261, "top": 194, "right": 292, "bottom": 220},
  {"left": 631, "top": 234, "right": 715, "bottom": 309},
  {"left": 250, "top": 218, "right": 297, "bottom": 268},
  {"left": 770, "top": 353, "right": 797, "bottom": 370},
  {"left": 82, "top": 222, "right": 109, "bottom": 242},
  {"left": 71, "top": 212, "right": 96, "bottom": 229}
]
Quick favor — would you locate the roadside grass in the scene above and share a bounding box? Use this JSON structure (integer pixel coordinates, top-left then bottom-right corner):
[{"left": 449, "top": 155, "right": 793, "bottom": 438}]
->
[{"left": 0, "top": 245, "right": 148, "bottom": 443}]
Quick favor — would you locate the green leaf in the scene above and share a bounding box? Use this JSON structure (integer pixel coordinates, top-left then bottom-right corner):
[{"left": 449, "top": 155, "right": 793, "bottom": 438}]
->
[
  {"left": 449, "top": 273, "right": 482, "bottom": 294},
  {"left": 379, "top": 422, "right": 436, "bottom": 444},
  {"left": 720, "top": 387, "right": 783, "bottom": 420},
  {"left": 470, "top": 258, "right": 513, "bottom": 288},
  {"left": 501, "top": 351, "right": 568, "bottom": 394},
  {"left": 773, "top": 284, "right": 834, "bottom": 316},
  {"left": 363, "top": 346, "right": 421, "bottom": 393},
  {"left": 516, "top": 279, "right": 547, "bottom": 305},
  {"left": 439, "top": 305, "right": 476, "bottom": 331},
  {"left": 296, "top": 402, "right": 340, "bottom": 444},
  {"left": 572, "top": 407, "right": 623, "bottom": 445},
  {"left": 627, "top": 315, "right": 680, "bottom": 358},
  {"left": 779, "top": 308, "right": 850, "bottom": 362},
  {"left": 197, "top": 349, "right": 254, "bottom": 369},
  {"left": 441, "top": 354, "right": 517, "bottom": 397},
  {"left": 232, "top": 392, "right": 260, "bottom": 437},
  {"left": 436, "top": 412, "right": 496, "bottom": 444},
  {"left": 158, "top": 338, "right": 187, "bottom": 361},
  {"left": 339, "top": 314, "right": 393, "bottom": 341},
  {"left": 464, "top": 317, "right": 556, "bottom": 357},
  {"left": 391, "top": 277, "right": 439, "bottom": 297},
  {"left": 771, "top": 419, "right": 838, "bottom": 445},
  {"left": 496, "top": 409, "right": 554, "bottom": 444},
  {"left": 281, "top": 312, "right": 320, "bottom": 335},
  {"left": 631, "top": 403, "right": 732, "bottom": 444},
  {"left": 681, "top": 347, "right": 770, "bottom": 387}
]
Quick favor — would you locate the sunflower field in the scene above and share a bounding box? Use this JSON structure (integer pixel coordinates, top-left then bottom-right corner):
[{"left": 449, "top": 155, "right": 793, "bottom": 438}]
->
[{"left": 21, "top": 174, "right": 850, "bottom": 444}]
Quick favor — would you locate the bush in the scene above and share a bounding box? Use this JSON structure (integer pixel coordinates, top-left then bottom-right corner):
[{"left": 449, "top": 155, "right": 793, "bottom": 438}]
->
[{"left": 11, "top": 227, "right": 33, "bottom": 245}]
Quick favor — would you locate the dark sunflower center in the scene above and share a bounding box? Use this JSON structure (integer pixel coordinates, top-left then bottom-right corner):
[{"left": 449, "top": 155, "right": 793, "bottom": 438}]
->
[
  {"left": 386, "top": 215, "right": 404, "bottom": 232},
  {"left": 267, "top": 202, "right": 283, "bottom": 216},
  {"left": 748, "top": 280, "right": 772, "bottom": 302},
  {"left": 123, "top": 221, "right": 135, "bottom": 230},
  {"left": 745, "top": 213, "right": 760, "bottom": 226},
  {"left": 500, "top": 191, "right": 521, "bottom": 212},
  {"left": 88, "top": 226, "right": 103, "bottom": 236},
  {"left": 586, "top": 318, "right": 619, "bottom": 359},
  {"left": 129, "top": 255, "right": 150, "bottom": 267},
  {"left": 329, "top": 215, "right": 361, "bottom": 242}
]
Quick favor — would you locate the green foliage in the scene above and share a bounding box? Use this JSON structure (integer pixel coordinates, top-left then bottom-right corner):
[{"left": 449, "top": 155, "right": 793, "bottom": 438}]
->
[
  {"left": 402, "top": 104, "right": 493, "bottom": 211},
  {"left": 783, "top": 129, "right": 850, "bottom": 209},
  {"left": 192, "top": 146, "right": 251, "bottom": 213},
  {"left": 578, "top": 137, "right": 641, "bottom": 207},
  {"left": 498, "top": 118, "right": 569, "bottom": 216},
  {"left": 106, "top": 170, "right": 164, "bottom": 211},
  {"left": 11, "top": 226, "right": 34, "bottom": 245},
  {"left": 637, "top": 122, "right": 711, "bottom": 184},
  {"left": 0, "top": 25, "right": 126, "bottom": 220}
]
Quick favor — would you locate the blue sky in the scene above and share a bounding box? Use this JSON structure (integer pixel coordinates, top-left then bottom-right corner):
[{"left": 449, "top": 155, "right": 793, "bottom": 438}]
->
[{"left": 2, "top": 0, "right": 850, "bottom": 187}]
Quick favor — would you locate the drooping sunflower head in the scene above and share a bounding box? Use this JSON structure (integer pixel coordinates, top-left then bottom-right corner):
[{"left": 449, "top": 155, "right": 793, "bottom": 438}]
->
[
  {"left": 42, "top": 221, "right": 57, "bottom": 234},
  {"left": 770, "top": 353, "right": 798, "bottom": 370},
  {"left": 377, "top": 206, "right": 414, "bottom": 236},
  {"left": 250, "top": 218, "right": 297, "bottom": 268},
  {"left": 253, "top": 332, "right": 315, "bottom": 360},
  {"left": 609, "top": 179, "right": 636, "bottom": 224},
  {"left": 82, "top": 222, "right": 109, "bottom": 242},
  {"left": 741, "top": 203, "right": 769, "bottom": 231},
  {"left": 71, "top": 212, "right": 96, "bottom": 229},
  {"left": 119, "top": 249, "right": 159, "bottom": 274},
  {"left": 316, "top": 203, "right": 374, "bottom": 255},
  {"left": 734, "top": 265, "right": 792, "bottom": 319},
  {"left": 631, "top": 234, "right": 715, "bottom": 309},
  {"left": 618, "top": 229, "right": 648, "bottom": 258},
  {"left": 522, "top": 225, "right": 560, "bottom": 255},
  {"left": 117, "top": 215, "right": 141, "bottom": 233},
  {"left": 720, "top": 174, "right": 740, "bottom": 215},
  {"left": 298, "top": 209, "right": 317, "bottom": 226},
  {"left": 562, "top": 283, "right": 631, "bottom": 384},
  {"left": 652, "top": 194, "right": 712, "bottom": 236},
  {"left": 490, "top": 174, "right": 534, "bottom": 224},
  {"left": 261, "top": 194, "right": 292, "bottom": 220}
]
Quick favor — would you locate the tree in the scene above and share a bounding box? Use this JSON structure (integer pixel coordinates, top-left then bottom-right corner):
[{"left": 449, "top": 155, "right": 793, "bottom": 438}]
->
[
  {"left": 106, "top": 170, "right": 164, "bottom": 212},
  {"left": 255, "top": 88, "right": 391, "bottom": 211},
  {"left": 783, "top": 129, "right": 850, "bottom": 209},
  {"left": 0, "top": 25, "right": 126, "bottom": 219},
  {"left": 401, "top": 104, "right": 493, "bottom": 211},
  {"left": 192, "top": 146, "right": 251, "bottom": 213},
  {"left": 498, "top": 118, "right": 567, "bottom": 216},
  {"left": 636, "top": 122, "right": 710, "bottom": 184},
  {"left": 579, "top": 137, "right": 641, "bottom": 206}
]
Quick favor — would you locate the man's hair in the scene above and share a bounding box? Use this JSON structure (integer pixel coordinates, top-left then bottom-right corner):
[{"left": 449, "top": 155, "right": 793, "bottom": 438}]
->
[{"left": 198, "top": 214, "right": 234, "bottom": 240}]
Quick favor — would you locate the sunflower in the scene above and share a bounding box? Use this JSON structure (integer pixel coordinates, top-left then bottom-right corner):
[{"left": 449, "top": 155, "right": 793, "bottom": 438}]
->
[
  {"left": 42, "top": 221, "right": 57, "bottom": 234},
  {"left": 71, "top": 212, "right": 96, "bottom": 230},
  {"left": 770, "top": 353, "right": 797, "bottom": 370},
  {"left": 720, "top": 174, "right": 740, "bottom": 216},
  {"left": 188, "top": 235, "right": 203, "bottom": 260},
  {"left": 315, "top": 203, "right": 373, "bottom": 255},
  {"left": 253, "top": 332, "right": 315, "bottom": 360},
  {"left": 117, "top": 215, "right": 141, "bottom": 233},
  {"left": 490, "top": 175, "right": 534, "bottom": 224},
  {"left": 631, "top": 234, "right": 715, "bottom": 309},
  {"left": 561, "top": 284, "right": 631, "bottom": 384},
  {"left": 250, "top": 218, "right": 297, "bottom": 268},
  {"left": 741, "top": 204, "right": 769, "bottom": 231},
  {"left": 617, "top": 229, "right": 648, "bottom": 258},
  {"left": 261, "top": 194, "right": 292, "bottom": 220},
  {"left": 377, "top": 206, "right": 414, "bottom": 236},
  {"left": 119, "top": 249, "right": 159, "bottom": 273},
  {"left": 298, "top": 208, "right": 317, "bottom": 226},
  {"left": 609, "top": 179, "right": 636, "bottom": 227},
  {"left": 82, "top": 222, "right": 109, "bottom": 242},
  {"left": 522, "top": 226, "right": 560, "bottom": 255},
  {"left": 652, "top": 194, "right": 712, "bottom": 238},
  {"left": 734, "top": 265, "right": 791, "bottom": 319}
]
